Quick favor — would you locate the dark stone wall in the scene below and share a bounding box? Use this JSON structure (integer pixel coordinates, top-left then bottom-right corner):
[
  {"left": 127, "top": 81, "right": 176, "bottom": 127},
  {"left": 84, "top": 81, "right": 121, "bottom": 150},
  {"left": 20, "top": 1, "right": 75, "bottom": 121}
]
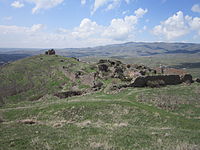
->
[{"left": 130, "top": 75, "right": 182, "bottom": 87}]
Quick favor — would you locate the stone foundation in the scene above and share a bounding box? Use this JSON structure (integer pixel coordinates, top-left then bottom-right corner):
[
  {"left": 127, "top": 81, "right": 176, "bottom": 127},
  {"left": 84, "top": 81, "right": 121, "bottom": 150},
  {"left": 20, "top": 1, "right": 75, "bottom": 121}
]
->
[{"left": 130, "top": 75, "right": 185, "bottom": 87}]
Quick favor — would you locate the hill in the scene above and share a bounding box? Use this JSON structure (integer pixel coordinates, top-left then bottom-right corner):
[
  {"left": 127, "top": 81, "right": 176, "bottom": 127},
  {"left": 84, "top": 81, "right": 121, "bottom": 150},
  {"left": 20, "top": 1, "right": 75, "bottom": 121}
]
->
[
  {"left": 58, "top": 42, "right": 200, "bottom": 58},
  {"left": 0, "top": 54, "right": 98, "bottom": 105},
  {"left": 0, "top": 53, "right": 200, "bottom": 149},
  {"left": 1, "top": 42, "right": 200, "bottom": 59}
]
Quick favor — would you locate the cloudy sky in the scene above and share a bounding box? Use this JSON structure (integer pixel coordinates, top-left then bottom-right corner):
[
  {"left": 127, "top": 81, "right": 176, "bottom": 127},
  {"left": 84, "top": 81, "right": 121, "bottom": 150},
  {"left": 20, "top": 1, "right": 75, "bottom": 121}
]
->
[{"left": 0, "top": 0, "right": 200, "bottom": 48}]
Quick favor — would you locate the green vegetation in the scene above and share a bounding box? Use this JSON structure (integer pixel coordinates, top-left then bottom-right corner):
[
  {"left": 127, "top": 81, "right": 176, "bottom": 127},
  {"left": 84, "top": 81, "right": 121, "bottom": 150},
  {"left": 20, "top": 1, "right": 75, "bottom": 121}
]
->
[
  {"left": 0, "top": 54, "right": 200, "bottom": 149},
  {"left": 0, "top": 55, "right": 96, "bottom": 105},
  {"left": 1, "top": 84, "right": 200, "bottom": 149}
]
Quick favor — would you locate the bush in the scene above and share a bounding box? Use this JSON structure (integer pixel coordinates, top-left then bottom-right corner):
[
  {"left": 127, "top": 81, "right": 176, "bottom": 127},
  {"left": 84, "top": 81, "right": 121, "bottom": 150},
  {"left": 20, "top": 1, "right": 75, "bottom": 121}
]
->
[{"left": 146, "top": 80, "right": 165, "bottom": 88}]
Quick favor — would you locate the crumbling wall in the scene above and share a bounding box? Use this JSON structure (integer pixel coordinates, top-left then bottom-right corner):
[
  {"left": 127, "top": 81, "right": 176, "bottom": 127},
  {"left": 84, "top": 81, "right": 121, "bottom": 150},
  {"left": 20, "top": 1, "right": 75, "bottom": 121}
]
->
[{"left": 130, "top": 75, "right": 183, "bottom": 87}]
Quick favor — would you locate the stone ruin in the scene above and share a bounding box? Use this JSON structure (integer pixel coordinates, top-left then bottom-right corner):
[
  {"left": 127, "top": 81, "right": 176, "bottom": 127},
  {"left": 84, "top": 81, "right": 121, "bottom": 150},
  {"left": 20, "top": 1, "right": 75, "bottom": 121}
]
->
[
  {"left": 45, "top": 49, "right": 56, "bottom": 55},
  {"left": 54, "top": 58, "right": 199, "bottom": 99},
  {"left": 97, "top": 59, "right": 196, "bottom": 88}
]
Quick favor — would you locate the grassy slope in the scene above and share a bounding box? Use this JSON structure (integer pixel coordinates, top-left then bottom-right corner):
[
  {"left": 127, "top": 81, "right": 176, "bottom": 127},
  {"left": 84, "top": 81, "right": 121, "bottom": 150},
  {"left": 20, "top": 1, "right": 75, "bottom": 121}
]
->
[
  {"left": 0, "top": 54, "right": 95, "bottom": 105},
  {"left": 1, "top": 84, "right": 200, "bottom": 150},
  {"left": 0, "top": 55, "right": 200, "bottom": 149}
]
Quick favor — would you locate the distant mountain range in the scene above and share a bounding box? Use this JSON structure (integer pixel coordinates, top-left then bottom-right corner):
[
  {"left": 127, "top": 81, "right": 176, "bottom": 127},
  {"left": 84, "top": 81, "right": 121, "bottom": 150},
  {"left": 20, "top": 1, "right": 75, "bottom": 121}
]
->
[
  {"left": 58, "top": 42, "right": 200, "bottom": 58},
  {"left": 0, "top": 42, "right": 200, "bottom": 64}
]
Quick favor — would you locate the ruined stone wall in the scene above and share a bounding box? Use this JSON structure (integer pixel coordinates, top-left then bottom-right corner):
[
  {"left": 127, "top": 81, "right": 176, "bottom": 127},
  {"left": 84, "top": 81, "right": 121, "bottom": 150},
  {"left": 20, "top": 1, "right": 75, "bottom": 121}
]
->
[{"left": 130, "top": 75, "right": 182, "bottom": 87}]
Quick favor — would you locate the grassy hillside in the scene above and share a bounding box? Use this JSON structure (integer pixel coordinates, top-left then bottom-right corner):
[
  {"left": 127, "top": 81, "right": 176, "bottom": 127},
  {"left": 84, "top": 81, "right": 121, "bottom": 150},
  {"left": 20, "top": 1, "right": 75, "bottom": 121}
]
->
[
  {"left": 0, "top": 54, "right": 96, "bottom": 105},
  {"left": 0, "top": 54, "right": 200, "bottom": 149},
  {"left": 1, "top": 84, "right": 200, "bottom": 149}
]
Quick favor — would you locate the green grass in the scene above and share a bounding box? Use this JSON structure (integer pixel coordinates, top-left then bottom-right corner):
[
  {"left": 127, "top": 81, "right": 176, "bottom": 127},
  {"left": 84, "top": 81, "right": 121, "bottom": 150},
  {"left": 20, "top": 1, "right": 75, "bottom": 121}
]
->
[
  {"left": 0, "top": 55, "right": 96, "bottom": 105},
  {"left": 1, "top": 55, "right": 200, "bottom": 149},
  {"left": 1, "top": 83, "right": 200, "bottom": 150}
]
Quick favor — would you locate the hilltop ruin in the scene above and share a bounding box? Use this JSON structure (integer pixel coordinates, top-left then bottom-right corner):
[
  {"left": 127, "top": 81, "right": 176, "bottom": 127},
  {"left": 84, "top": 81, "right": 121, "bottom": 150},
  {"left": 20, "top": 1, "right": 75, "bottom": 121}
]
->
[
  {"left": 96, "top": 59, "right": 194, "bottom": 88},
  {"left": 45, "top": 49, "right": 56, "bottom": 55}
]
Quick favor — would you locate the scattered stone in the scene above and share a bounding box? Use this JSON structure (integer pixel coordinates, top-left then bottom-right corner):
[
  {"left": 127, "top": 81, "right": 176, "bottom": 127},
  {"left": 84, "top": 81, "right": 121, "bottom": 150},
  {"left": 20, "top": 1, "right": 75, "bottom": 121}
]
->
[
  {"left": 93, "top": 81, "right": 103, "bottom": 90},
  {"left": 114, "top": 67, "right": 124, "bottom": 74},
  {"left": 127, "top": 64, "right": 131, "bottom": 68},
  {"left": 98, "top": 64, "right": 109, "bottom": 72},
  {"left": 98, "top": 59, "right": 108, "bottom": 64},
  {"left": 98, "top": 59, "right": 122, "bottom": 66},
  {"left": 54, "top": 91, "right": 83, "bottom": 99},
  {"left": 63, "top": 66, "right": 67, "bottom": 69},
  {"left": 196, "top": 78, "right": 200, "bottom": 83},
  {"left": 115, "top": 60, "right": 122, "bottom": 66},
  {"left": 109, "top": 84, "right": 128, "bottom": 91},
  {"left": 139, "top": 70, "right": 146, "bottom": 76},
  {"left": 75, "top": 71, "right": 84, "bottom": 78}
]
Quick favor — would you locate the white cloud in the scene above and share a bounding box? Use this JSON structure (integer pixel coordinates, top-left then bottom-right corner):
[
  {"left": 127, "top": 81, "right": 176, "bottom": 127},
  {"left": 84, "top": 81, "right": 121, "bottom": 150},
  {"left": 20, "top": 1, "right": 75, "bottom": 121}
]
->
[
  {"left": 72, "top": 18, "right": 103, "bottom": 39},
  {"left": 153, "top": 11, "right": 189, "bottom": 40},
  {"left": 57, "top": 28, "right": 69, "bottom": 33},
  {"left": 106, "top": 0, "right": 120, "bottom": 11},
  {"left": 72, "top": 8, "right": 147, "bottom": 41},
  {"left": 0, "top": 24, "right": 117, "bottom": 48},
  {"left": 91, "top": 0, "right": 131, "bottom": 14},
  {"left": 134, "top": 8, "right": 148, "bottom": 17},
  {"left": 0, "top": 24, "right": 72, "bottom": 48},
  {"left": 11, "top": 1, "right": 24, "bottom": 8},
  {"left": 25, "top": 0, "right": 64, "bottom": 14},
  {"left": 102, "top": 8, "right": 147, "bottom": 40},
  {"left": 91, "top": 0, "right": 109, "bottom": 14},
  {"left": 188, "top": 17, "right": 200, "bottom": 35},
  {"left": 153, "top": 11, "right": 200, "bottom": 40},
  {"left": 0, "top": 8, "right": 148, "bottom": 48},
  {"left": 102, "top": 18, "right": 133, "bottom": 40},
  {"left": 191, "top": 4, "right": 200, "bottom": 13},
  {"left": 30, "top": 24, "right": 44, "bottom": 32},
  {"left": 0, "top": 24, "right": 44, "bottom": 34},
  {"left": 81, "top": 0, "right": 86, "bottom": 5}
]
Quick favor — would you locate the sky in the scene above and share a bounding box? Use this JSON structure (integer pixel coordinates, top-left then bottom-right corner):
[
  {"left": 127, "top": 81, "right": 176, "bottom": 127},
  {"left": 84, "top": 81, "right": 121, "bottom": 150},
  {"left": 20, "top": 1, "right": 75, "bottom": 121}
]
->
[{"left": 0, "top": 0, "right": 200, "bottom": 48}]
